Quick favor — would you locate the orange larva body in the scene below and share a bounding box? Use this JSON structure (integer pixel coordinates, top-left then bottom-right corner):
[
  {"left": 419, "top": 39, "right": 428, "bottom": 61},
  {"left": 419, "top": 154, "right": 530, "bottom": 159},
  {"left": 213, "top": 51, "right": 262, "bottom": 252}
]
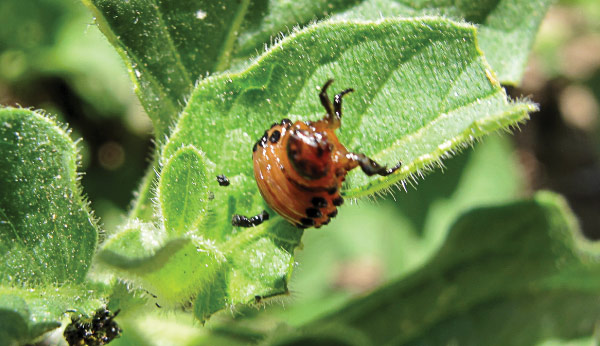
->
[
  {"left": 252, "top": 119, "right": 351, "bottom": 228},
  {"left": 249, "top": 80, "right": 401, "bottom": 229}
]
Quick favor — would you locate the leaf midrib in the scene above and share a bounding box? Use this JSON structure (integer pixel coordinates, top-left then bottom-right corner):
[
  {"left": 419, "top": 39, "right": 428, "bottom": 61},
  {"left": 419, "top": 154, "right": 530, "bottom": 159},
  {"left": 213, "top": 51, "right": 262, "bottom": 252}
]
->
[
  {"left": 0, "top": 207, "right": 47, "bottom": 280},
  {"left": 352, "top": 55, "right": 481, "bottom": 158},
  {"left": 344, "top": 99, "right": 532, "bottom": 197},
  {"left": 375, "top": 90, "right": 505, "bottom": 159},
  {"left": 220, "top": 224, "right": 296, "bottom": 255},
  {"left": 81, "top": 0, "right": 183, "bottom": 125},
  {"left": 214, "top": 0, "right": 251, "bottom": 72},
  {"left": 150, "top": 0, "right": 194, "bottom": 86},
  {"left": 175, "top": 163, "right": 194, "bottom": 234}
]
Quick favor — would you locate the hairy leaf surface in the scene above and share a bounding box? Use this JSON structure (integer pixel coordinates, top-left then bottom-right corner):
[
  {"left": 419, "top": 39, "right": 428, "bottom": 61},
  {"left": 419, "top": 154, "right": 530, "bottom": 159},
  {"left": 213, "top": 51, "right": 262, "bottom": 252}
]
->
[
  {"left": 98, "top": 147, "right": 302, "bottom": 321},
  {"left": 82, "top": 0, "right": 254, "bottom": 138},
  {"left": 0, "top": 107, "right": 97, "bottom": 285},
  {"left": 84, "top": 0, "right": 548, "bottom": 137},
  {"left": 166, "top": 18, "right": 535, "bottom": 200},
  {"left": 0, "top": 286, "right": 104, "bottom": 344},
  {"left": 236, "top": 0, "right": 552, "bottom": 84},
  {"left": 0, "top": 107, "right": 100, "bottom": 342}
]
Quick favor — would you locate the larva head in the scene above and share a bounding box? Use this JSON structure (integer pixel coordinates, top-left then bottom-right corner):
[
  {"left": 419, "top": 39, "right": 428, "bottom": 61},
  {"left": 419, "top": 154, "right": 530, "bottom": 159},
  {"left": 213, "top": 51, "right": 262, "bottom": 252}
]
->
[{"left": 286, "top": 123, "right": 334, "bottom": 180}]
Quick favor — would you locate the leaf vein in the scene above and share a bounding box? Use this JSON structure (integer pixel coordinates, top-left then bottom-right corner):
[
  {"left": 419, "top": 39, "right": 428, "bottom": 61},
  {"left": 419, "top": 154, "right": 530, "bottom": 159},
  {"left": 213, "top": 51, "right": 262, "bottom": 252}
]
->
[
  {"left": 151, "top": 0, "right": 194, "bottom": 86},
  {"left": 214, "top": 0, "right": 252, "bottom": 72},
  {"left": 0, "top": 207, "right": 46, "bottom": 281},
  {"left": 81, "top": 0, "right": 182, "bottom": 119}
]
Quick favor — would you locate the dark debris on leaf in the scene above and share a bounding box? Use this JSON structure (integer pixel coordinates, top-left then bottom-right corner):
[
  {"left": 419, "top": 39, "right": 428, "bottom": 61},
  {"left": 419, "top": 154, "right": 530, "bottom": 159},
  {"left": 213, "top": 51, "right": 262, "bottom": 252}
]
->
[
  {"left": 216, "top": 174, "right": 230, "bottom": 186},
  {"left": 64, "top": 308, "right": 122, "bottom": 346}
]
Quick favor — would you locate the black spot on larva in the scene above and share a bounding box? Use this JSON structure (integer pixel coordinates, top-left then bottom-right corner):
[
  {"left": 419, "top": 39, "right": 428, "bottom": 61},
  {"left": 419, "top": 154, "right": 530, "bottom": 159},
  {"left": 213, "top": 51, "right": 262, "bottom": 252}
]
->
[
  {"left": 306, "top": 207, "right": 322, "bottom": 218},
  {"left": 297, "top": 223, "right": 309, "bottom": 229},
  {"left": 269, "top": 130, "right": 281, "bottom": 143},
  {"left": 281, "top": 118, "right": 292, "bottom": 126},
  {"left": 216, "top": 174, "right": 230, "bottom": 186},
  {"left": 253, "top": 142, "right": 258, "bottom": 152},
  {"left": 316, "top": 145, "right": 324, "bottom": 157},
  {"left": 270, "top": 122, "right": 278, "bottom": 128},
  {"left": 311, "top": 196, "right": 328, "bottom": 208},
  {"left": 322, "top": 218, "right": 331, "bottom": 225},
  {"left": 328, "top": 209, "right": 338, "bottom": 218},
  {"left": 333, "top": 196, "right": 344, "bottom": 206},
  {"left": 259, "top": 131, "right": 269, "bottom": 147},
  {"left": 327, "top": 186, "right": 337, "bottom": 195},
  {"left": 300, "top": 217, "right": 315, "bottom": 226}
]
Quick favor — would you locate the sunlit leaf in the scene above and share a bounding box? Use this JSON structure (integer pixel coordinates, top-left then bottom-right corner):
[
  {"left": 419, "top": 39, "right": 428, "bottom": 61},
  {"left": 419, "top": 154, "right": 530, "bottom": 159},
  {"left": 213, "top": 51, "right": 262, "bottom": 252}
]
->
[
  {"left": 165, "top": 18, "right": 535, "bottom": 200},
  {"left": 99, "top": 217, "right": 302, "bottom": 322},
  {"left": 159, "top": 146, "right": 210, "bottom": 236},
  {"left": 237, "top": 0, "right": 553, "bottom": 84},
  {"left": 0, "top": 107, "right": 97, "bottom": 285},
  {"left": 0, "top": 107, "right": 100, "bottom": 342}
]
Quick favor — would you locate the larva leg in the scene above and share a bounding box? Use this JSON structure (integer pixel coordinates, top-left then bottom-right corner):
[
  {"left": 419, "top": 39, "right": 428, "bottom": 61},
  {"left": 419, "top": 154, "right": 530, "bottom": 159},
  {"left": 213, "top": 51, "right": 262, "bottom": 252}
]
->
[
  {"left": 350, "top": 153, "right": 402, "bottom": 177},
  {"left": 319, "top": 79, "right": 335, "bottom": 118}
]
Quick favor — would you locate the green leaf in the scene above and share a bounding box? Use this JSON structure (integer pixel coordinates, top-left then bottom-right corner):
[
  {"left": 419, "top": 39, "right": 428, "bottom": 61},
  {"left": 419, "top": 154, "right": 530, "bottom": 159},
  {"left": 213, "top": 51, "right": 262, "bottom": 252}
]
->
[
  {"left": 84, "top": 0, "right": 547, "bottom": 221},
  {"left": 538, "top": 337, "right": 598, "bottom": 346},
  {"left": 165, "top": 18, "right": 535, "bottom": 200},
  {"left": 0, "top": 107, "right": 97, "bottom": 285},
  {"left": 81, "top": 0, "right": 254, "bottom": 138},
  {"left": 0, "top": 286, "right": 104, "bottom": 345},
  {"left": 83, "top": 0, "right": 548, "bottom": 135},
  {"left": 0, "top": 107, "right": 101, "bottom": 342},
  {"left": 236, "top": 0, "right": 553, "bottom": 84},
  {"left": 159, "top": 146, "right": 210, "bottom": 236},
  {"left": 96, "top": 221, "right": 218, "bottom": 305},
  {"left": 473, "top": 0, "right": 554, "bottom": 85},
  {"left": 99, "top": 211, "right": 302, "bottom": 322},
  {"left": 312, "top": 192, "right": 600, "bottom": 345}
]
